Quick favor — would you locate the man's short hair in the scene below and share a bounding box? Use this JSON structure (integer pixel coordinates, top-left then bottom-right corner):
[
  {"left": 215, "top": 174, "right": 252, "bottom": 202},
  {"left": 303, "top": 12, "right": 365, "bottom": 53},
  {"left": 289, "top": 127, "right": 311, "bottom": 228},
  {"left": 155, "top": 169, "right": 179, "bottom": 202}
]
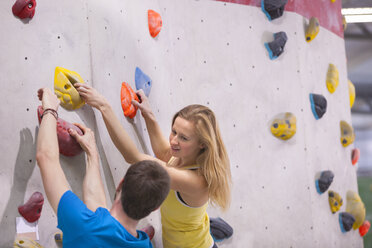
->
[{"left": 121, "top": 160, "right": 170, "bottom": 220}]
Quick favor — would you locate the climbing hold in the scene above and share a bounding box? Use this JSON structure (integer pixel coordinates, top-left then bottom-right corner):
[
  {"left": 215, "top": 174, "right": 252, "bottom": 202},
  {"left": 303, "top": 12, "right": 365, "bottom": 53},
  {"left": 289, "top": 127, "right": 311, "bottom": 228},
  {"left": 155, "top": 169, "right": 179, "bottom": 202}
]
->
[
  {"left": 12, "top": 0, "right": 36, "bottom": 20},
  {"left": 210, "top": 217, "right": 234, "bottom": 242},
  {"left": 340, "top": 121, "right": 355, "bottom": 147},
  {"left": 348, "top": 80, "right": 355, "bottom": 108},
  {"left": 351, "top": 148, "right": 360, "bottom": 166},
  {"left": 14, "top": 237, "right": 43, "bottom": 248},
  {"left": 359, "top": 220, "right": 370, "bottom": 237},
  {"left": 309, "top": 93, "right": 327, "bottom": 120},
  {"left": 18, "top": 192, "right": 44, "bottom": 223},
  {"left": 54, "top": 67, "right": 85, "bottom": 110},
  {"left": 305, "top": 17, "right": 320, "bottom": 42},
  {"left": 339, "top": 212, "right": 355, "bottom": 233},
  {"left": 37, "top": 106, "right": 83, "bottom": 156},
  {"left": 148, "top": 10, "right": 162, "bottom": 38},
  {"left": 326, "top": 64, "right": 339, "bottom": 94},
  {"left": 140, "top": 225, "right": 154, "bottom": 241},
  {"left": 342, "top": 16, "right": 347, "bottom": 31},
  {"left": 54, "top": 232, "right": 63, "bottom": 243},
  {"left": 331, "top": 0, "right": 336, "bottom": 2},
  {"left": 264, "top": 32, "right": 288, "bottom": 60},
  {"left": 261, "top": 0, "right": 288, "bottom": 21},
  {"left": 328, "top": 190, "right": 343, "bottom": 214},
  {"left": 121, "top": 82, "right": 139, "bottom": 119},
  {"left": 270, "top": 112, "right": 296, "bottom": 140},
  {"left": 315, "top": 170, "right": 334, "bottom": 194},
  {"left": 345, "top": 190, "right": 366, "bottom": 230},
  {"left": 135, "top": 67, "right": 152, "bottom": 97}
]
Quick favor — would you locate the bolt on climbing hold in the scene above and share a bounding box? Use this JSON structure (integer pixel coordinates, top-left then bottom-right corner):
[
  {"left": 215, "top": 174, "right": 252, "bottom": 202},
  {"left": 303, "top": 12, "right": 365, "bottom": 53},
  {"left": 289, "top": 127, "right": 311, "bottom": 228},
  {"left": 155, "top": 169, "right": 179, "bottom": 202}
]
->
[
  {"left": 339, "top": 212, "right": 355, "bottom": 233},
  {"left": 18, "top": 192, "right": 44, "bottom": 223},
  {"left": 37, "top": 106, "right": 83, "bottom": 156},
  {"left": 305, "top": 17, "right": 320, "bottom": 42},
  {"left": 54, "top": 67, "right": 85, "bottom": 110},
  {"left": 315, "top": 170, "right": 334, "bottom": 194},
  {"left": 328, "top": 190, "right": 343, "bottom": 214},
  {"left": 348, "top": 80, "right": 355, "bottom": 108},
  {"left": 210, "top": 217, "right": 234, "bottom": 242},
  {"left": 12, "top": 0, "right": 36, "bottom": 20},
  {"left": 326, "top": 64, "right": 339, "bottom": 94},
  {"left": 261, "top": 0, "right": 288, "bottom": 21},
  {"left": 359, "top": 220, "right": 370, "bottom": 237},
  {"left": 264, "top": 32, "right": 287, "bottom": 60},
  {"left": 351, "top": 148, "right": 360, "bottom": 165},
  {"left": 270, "top": 112, "right": 296, "bottom": 140},
  {"left": 135, "top": 67, "right": 152, "bottom": 97},
  {"left": 140, "top": 225, "right": 155, "bottom": 240},
  {"left": 148, "top": 10, "right": 162, "bottom": 38},
  {"left": 121, "top": 82, "right": 139, "bottom": 119},
  {"left": 340, "top": 121, "right": 355, "bottom": 147},
  {"left": 309, "top": 93, "right": 327, "bottom": 120},
  {"left": 345, "top": 190, "right": 366, "bottom": 230},
  {"left": 54, "top": 232, "right": 63, "bottom": 243},
  {"left": 14, "top": 237, "right": 43, "bottom": 248}
]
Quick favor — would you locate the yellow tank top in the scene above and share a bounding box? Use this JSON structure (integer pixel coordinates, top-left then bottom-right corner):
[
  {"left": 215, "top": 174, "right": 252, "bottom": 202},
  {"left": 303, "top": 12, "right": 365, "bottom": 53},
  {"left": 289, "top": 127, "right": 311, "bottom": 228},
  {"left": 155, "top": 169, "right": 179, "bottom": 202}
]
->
[{"left": 160, "top": 158, "right": 213, "bottom": 248}]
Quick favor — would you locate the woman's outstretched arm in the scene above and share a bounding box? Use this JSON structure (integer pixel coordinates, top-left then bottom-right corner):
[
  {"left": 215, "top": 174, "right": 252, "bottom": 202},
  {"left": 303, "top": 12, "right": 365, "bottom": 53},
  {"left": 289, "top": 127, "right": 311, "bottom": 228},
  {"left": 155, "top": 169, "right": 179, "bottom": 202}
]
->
[{"left": 132, "top": 90, "right": 171, "bottom": 162}]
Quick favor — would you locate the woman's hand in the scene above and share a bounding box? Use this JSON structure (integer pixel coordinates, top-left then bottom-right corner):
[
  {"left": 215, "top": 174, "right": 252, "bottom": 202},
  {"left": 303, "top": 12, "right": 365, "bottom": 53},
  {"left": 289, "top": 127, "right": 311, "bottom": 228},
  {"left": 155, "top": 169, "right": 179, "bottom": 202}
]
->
[
  {"left": 68, "top": 123, "right": 98, "bottom": 156},
  {"left": 132, "top": 90, "right": 154, "bottom": 119},
  {"left": 37, "top": 88, "right": 60, "bottom": 111},
  {"left": 74, "top": 83, "right": 108, "bottom": 110}
]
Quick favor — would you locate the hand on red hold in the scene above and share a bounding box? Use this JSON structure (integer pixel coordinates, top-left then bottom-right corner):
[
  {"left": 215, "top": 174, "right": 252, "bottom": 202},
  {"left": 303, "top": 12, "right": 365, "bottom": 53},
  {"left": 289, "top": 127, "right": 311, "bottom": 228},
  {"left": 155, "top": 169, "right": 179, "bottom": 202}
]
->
[
  {"left": 132, "top": 90, "right": 153, "bottom": 119},
  {"left": 68, "top": 123, "right": 98, "bottom": 157}
]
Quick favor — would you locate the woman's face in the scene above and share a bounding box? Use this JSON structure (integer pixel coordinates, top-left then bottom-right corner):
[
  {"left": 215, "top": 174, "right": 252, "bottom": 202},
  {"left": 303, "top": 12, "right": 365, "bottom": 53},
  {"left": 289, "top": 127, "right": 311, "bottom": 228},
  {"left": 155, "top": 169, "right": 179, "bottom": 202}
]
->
[{"left": 169, "top": 117, "right": 203, "bottom": 162}]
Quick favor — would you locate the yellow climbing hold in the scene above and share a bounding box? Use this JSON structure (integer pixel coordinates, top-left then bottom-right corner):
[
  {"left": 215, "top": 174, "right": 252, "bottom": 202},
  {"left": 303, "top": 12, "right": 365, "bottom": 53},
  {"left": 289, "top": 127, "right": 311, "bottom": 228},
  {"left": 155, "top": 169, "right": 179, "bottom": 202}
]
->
[
  {"left": 328, "top": 190, "right": 343, "bottom": 214},
  {"left": 346, "top": 190, "right": 366, "bottom": 230},
  {"left": 14, "top": 237, "right": 43, "bottom": 248},
  {"left": 326, "top": 64, "right": 339, "bottom": 94},
  {"left": 348, "top": 80, "right": 355, "bottom": 108},
  {"left": 342, "top": 16, "right": 347, "bottom": 31},
  {"left": 270, "top": 112, "right": 296, "bottom": 140},
  {"left": 305, "top": 17, "right": 320, "bottom": 42},
  {"left": 54, "top": 67, "right": 85, "bottom": 110},
  {"left": 340, "top": 121, "right": 355, "bottom": 147}
]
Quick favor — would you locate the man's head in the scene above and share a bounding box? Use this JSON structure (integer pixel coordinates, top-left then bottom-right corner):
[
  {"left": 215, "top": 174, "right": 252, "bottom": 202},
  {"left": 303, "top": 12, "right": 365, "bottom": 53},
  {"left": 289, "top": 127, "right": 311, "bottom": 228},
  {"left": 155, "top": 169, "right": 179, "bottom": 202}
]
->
[{"left": 120, "top": 160, "right": 170, "bottom": 220}]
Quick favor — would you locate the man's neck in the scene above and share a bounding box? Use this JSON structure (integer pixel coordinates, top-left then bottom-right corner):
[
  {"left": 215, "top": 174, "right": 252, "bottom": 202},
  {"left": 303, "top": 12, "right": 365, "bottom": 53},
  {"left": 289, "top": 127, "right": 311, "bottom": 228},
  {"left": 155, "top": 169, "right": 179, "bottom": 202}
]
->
[{"left": 110, "top": 202, "right": 139, "bottom": 238}]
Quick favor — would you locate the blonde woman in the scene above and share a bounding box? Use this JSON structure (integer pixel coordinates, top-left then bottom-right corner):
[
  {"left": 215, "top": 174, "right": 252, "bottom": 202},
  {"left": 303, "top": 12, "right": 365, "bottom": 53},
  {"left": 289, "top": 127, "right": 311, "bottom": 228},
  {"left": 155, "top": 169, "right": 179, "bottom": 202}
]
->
[{"left": 75, "top": 83, "right": 232, "bottom": 248}]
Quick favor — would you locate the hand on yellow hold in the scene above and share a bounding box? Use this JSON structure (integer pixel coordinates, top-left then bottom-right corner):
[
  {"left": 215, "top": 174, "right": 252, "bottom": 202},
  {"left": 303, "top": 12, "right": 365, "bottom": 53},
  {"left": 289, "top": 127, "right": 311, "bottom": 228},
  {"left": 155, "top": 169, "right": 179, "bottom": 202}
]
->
[
  {"left": 54, "top": 67, "right": 85, "bottom": 110},
  {"left": 346, "top": 190, "right": 366, "bottom": 230}
]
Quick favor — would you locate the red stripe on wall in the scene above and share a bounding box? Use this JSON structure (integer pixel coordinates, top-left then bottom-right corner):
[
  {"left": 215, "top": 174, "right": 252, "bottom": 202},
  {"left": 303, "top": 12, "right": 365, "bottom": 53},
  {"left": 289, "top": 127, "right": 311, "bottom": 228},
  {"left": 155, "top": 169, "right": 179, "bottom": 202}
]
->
[{"left": 215, "top": 0, "right": 344, "bottom": 38}]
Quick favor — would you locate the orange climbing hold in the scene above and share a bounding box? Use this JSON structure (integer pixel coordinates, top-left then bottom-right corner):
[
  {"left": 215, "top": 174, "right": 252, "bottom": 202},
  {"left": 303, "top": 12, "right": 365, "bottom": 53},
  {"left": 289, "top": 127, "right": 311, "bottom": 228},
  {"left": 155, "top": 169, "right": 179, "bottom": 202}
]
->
[
  {"left": 148, "top": 10, "right": 162, "bottom": 38},
  {"left": 121, "top": 82, "right": 139, "bottom": 119},
  {"left": 351, "top": 148, "right": 360, "bottom": 165},
  {"left": 359, "top": 220, "right": 370, "bottom": 237}
]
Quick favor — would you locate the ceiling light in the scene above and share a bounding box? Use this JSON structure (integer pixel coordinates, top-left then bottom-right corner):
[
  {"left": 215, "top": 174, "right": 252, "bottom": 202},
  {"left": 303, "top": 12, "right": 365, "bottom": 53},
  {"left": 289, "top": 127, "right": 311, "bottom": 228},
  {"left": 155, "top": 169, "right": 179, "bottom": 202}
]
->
[
  {"left": 344, "top": 15, "right": 372, "bottom": 23},
  {"left": 342, "top": 8, "right": 372, "bottom": 15}
]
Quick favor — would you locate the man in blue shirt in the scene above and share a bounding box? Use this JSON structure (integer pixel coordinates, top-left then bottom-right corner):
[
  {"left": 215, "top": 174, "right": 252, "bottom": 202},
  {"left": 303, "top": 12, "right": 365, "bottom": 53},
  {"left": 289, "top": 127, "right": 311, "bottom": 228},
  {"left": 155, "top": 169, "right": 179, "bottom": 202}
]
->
[{"left": 36, "top": 88, "right": 170, "bottom": 247}]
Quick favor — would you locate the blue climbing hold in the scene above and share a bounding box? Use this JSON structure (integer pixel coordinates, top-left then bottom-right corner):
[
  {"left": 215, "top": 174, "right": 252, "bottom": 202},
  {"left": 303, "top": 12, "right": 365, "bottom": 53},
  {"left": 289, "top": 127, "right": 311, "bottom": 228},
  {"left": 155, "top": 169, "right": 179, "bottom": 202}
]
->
[
  {"left": 265, "top": 32, "right": 287, "bottom": 60},
  {"left": 135, "top": 67, "right": 152, "bottom": 97},
  {"left": 309, "top": 93, "right": 327, "bottom": 120}
]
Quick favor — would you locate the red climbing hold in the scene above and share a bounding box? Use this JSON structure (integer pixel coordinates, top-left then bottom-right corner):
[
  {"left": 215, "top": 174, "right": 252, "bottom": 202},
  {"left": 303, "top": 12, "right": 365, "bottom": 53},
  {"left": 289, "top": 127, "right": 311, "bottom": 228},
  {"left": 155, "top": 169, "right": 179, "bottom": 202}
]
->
[
  {"left": 148, "top": 10, "right": 162, "bottom": 38},
  {"left": 37, "top": 106, "right": 83, "bottom": 157},
  {"left": 359, "top": 220, "right": 370, "bottom": 237},
  {"left": 351, "top": 148, "right": 360, "bottom": 166},
  {"left": 141, "top": 225, "right": 155, "bottom": 240},
  {"left": 18, "top": 192, "right": 44, "bottom": 223},
  {"left": 121, "top": 82, "right": 139, "bottom": 119},
  {"left": 12, "top": 0, "right": 36, "bottom": 20}
]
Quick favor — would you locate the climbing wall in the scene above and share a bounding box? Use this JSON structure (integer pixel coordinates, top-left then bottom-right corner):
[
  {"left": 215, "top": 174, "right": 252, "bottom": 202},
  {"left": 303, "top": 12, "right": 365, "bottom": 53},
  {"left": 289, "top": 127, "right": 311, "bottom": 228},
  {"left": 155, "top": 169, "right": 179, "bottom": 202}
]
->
[{"left": 0, "top": 0, "right": 364, "bottom": 247}]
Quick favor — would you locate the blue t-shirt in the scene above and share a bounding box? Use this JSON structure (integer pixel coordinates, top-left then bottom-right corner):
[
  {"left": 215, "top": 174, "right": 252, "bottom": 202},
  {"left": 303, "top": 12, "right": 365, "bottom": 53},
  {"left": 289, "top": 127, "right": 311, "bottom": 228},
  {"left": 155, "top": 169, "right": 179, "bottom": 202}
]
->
[{"left": 57, "top": 190, "right": 152, "bottom": 248}]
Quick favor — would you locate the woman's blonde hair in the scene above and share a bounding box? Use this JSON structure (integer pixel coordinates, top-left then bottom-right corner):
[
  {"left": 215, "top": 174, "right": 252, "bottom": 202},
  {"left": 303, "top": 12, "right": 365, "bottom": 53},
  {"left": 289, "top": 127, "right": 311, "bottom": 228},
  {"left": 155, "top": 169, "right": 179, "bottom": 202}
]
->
[{"left": 172, "top": 104, "right": 231, "bottom": 211}]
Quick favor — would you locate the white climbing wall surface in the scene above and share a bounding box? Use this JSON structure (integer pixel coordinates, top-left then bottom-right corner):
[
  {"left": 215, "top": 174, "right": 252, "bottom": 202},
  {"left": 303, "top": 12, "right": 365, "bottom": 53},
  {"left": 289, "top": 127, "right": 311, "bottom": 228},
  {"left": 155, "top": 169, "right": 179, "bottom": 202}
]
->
[{"left": 0, "top": 0, "right": 363, "bottom": 247}]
